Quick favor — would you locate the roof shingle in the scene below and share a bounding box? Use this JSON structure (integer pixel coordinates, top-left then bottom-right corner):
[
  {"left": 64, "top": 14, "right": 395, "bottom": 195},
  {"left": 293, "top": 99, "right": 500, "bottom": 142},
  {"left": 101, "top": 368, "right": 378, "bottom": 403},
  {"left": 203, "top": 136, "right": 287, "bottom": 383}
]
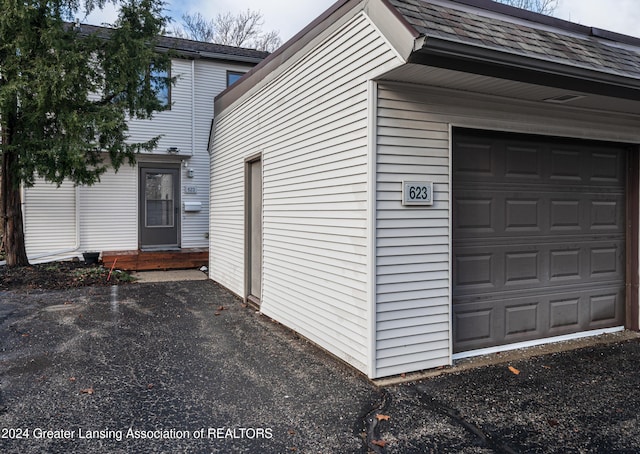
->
[
  {"left": 78, "top": 23, "right": 270, "bottom": 63},
  {"left": 389, "top": 0, "right": 640, "bottom": 79}
]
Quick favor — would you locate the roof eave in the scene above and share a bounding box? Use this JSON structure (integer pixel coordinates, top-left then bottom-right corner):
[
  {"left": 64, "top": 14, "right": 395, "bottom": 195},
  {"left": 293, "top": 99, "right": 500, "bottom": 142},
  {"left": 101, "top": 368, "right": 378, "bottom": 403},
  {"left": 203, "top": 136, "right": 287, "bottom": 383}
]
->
[
  {"left": 193, "top": 51, "right": 264, "bottom": 64},
  {"left": 411, "top": 37, "right": 640, "bottom": 101},
  {"left": 213, "top": 0, "right": 363, "bottom": 116},
  {"left": 212, "top": 0, "right": 419, "bottom": 116}
]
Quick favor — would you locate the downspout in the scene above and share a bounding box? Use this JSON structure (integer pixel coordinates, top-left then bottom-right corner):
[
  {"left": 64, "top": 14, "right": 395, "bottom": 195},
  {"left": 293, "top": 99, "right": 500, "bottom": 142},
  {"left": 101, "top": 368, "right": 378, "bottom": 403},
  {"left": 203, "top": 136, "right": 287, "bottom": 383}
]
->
[{"left": 191, "top": 59, "right": 196, "bottom": 157}]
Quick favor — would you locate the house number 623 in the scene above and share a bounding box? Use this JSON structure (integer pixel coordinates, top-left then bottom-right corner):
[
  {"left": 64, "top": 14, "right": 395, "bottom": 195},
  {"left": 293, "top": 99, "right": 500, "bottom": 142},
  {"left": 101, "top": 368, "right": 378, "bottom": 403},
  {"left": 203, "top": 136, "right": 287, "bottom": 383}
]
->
[{"left": 402, "top": 181, "right": 434, "bottom": 206}]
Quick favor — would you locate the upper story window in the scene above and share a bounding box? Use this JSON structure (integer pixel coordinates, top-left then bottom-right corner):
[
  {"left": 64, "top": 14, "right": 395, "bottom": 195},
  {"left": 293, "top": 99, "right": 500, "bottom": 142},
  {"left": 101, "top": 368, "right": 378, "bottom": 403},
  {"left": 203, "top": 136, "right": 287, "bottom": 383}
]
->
[
  {"left": 150, "top": 66, "right": 171, "bottom": 108},
  {"left": 227, "top": 71, "right": 246, "bottom": 87}
]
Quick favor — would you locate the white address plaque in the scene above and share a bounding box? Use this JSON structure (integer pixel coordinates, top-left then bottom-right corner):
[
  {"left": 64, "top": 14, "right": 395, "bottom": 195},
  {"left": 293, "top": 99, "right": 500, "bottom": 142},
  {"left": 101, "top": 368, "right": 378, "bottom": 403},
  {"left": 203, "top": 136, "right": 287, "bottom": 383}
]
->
[{"left": 402, "top": 181, "right": 434, "bottom": 206}]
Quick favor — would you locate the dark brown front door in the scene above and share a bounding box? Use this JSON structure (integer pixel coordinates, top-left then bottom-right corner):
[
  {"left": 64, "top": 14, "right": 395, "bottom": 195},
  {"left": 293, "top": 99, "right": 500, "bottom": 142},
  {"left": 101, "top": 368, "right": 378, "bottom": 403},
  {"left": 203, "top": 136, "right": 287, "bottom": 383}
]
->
[
  {"left": 452, "top": 129, "right": 626, "bottom": 353},
  {"left": 139, "top": 165, "right": 180, "bottom": 250}
]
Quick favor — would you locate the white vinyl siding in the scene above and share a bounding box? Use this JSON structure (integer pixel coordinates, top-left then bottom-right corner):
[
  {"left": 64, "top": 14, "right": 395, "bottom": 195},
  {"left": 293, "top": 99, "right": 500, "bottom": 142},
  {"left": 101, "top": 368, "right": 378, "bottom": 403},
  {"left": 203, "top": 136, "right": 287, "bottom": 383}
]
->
[
  {"left": 127, "top": 59, "right": 193, "bottom": 153},
  {"left": 374, "top": 81, "right": 640, "bottom": 377},
  {"left": 374, "top": 85, "right": 452, "bottom": 378},
  {"left": 23, "top": 181, "right": 78, "bottom": 260},
  {"left": 211, "top": 13, "right": 402, "bottom": 373},
  {"left": 127, "top": 58, "right": 256, "bottom": 249},
  {"left": 24, "top": 164, "right": 137, "bottom": 261},
  {"left": 23, "top": 56, "right": 256, "bottom": 259},
  {"left": 79, "top": 164, "right": 137, "bottom": 252}
]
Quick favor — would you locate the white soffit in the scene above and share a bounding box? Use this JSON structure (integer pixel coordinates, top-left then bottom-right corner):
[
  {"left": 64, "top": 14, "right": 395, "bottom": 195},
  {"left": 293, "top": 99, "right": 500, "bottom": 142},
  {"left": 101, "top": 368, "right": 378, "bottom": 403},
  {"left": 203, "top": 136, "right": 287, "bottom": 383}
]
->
[{"left": 378, "top": 64, "right": 640, "bottom": 116}]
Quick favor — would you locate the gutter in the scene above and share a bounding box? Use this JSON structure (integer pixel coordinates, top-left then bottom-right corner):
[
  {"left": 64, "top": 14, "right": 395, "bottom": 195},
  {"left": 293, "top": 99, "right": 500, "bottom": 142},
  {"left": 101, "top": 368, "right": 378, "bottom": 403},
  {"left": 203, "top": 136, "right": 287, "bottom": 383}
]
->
[
  {"left": 196, "top": 51, "right": 264, "bottom": 64},
  {"left": 410, "top": 36, "right": 640, "bottom": 101}
]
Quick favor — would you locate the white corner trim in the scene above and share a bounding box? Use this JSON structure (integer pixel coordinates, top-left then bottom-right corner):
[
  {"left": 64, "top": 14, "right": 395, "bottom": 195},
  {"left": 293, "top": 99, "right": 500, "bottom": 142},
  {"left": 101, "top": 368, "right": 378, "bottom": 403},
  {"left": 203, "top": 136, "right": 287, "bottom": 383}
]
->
[{"left": 367, "top": 79, "right": 379, "bottom": 379}]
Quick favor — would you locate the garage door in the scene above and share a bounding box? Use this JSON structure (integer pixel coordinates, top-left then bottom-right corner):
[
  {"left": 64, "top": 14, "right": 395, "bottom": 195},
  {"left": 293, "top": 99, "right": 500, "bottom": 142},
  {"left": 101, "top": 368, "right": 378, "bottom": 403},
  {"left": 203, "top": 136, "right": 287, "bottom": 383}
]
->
[{"left": 452, "top": 129, "right": 627, "bottom": 353}]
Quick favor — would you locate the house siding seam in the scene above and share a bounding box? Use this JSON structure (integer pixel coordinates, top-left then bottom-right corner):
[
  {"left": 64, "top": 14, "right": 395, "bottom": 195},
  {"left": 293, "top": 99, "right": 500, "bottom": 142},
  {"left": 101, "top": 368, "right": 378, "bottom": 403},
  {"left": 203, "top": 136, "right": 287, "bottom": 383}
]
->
[
  {"left": 374, "top": 84, "right": 452, "bottom": 378},
  {"left": 210, "top": 13, "right": 402, "bottom": 374}
]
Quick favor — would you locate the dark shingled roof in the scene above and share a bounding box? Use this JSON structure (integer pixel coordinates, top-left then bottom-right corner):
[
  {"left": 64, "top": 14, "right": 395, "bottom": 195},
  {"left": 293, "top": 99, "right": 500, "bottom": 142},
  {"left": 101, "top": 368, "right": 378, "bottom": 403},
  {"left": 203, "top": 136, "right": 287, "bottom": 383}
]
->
[
  {"left": 389, "top": 0, "right": 640, "bottom": 80},
  {"left": 78, "top": 23, "right": 270, "bottom": 63}
]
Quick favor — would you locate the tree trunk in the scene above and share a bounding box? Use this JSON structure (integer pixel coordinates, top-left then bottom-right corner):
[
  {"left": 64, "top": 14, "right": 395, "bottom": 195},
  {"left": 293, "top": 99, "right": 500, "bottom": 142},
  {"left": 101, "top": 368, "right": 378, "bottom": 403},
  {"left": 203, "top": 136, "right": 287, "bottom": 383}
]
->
[{"left": 1, "top": 131, "right": 30, "bottom": 267}]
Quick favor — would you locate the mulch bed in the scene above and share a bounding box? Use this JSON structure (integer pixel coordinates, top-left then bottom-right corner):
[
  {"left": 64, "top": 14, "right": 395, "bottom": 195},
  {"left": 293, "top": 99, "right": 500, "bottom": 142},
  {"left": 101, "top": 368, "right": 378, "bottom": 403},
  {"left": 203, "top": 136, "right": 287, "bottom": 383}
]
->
[{"left": 0, "top": 261, "right": 136, "bottom": 291}]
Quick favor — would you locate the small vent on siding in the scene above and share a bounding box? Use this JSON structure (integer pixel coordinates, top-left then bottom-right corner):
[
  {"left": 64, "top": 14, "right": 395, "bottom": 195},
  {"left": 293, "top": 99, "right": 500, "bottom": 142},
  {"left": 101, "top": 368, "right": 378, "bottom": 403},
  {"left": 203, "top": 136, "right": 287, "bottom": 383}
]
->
[{"left": 543, "top": 94, "right": 585, "bottom": 104}]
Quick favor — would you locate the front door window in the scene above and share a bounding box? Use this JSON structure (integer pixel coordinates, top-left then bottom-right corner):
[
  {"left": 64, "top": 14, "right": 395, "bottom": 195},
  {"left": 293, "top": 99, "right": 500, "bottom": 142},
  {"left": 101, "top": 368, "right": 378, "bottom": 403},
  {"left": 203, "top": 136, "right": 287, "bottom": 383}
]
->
[{"left": 145, "top": 173, "right": 174, "bottom": 227}]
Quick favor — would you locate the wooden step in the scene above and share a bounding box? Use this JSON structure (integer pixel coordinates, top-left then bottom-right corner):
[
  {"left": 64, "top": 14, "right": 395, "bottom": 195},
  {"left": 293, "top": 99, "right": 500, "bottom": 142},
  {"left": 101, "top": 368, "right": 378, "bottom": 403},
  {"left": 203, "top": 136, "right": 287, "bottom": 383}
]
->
[{"left": 101, "top": 248, "right": 208, "bottom": 271}]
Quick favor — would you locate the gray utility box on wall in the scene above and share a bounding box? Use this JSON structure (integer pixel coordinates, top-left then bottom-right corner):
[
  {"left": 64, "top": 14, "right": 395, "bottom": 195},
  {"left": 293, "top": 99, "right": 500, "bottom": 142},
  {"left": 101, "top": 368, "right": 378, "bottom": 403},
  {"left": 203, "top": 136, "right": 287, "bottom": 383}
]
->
[{"left": 183, "top": 201, "right": 202, "bottom": 212}]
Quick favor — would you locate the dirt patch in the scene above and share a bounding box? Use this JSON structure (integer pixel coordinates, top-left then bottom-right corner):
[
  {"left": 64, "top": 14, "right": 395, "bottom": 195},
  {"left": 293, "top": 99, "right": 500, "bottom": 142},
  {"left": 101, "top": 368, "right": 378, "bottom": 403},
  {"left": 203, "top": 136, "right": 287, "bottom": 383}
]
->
[{"left": 0, "top": 261, "right": 136, "bottom": 291}]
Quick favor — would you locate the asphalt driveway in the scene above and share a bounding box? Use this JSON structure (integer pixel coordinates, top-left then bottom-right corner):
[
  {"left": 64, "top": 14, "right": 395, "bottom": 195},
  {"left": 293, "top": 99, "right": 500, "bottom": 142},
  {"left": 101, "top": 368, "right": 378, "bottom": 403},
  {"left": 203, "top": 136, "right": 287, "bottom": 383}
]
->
[{"left": 2, "top": 279, "right": 640, "bottom": 453}]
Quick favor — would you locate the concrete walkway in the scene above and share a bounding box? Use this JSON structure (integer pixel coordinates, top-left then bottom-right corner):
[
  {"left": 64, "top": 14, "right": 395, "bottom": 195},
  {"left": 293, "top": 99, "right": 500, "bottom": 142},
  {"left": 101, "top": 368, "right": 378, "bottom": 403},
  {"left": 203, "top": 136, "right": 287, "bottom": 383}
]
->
[
  {"left": 130, "top": 269, "right": 208, "bottom": 283},
  {"left": 2, "top": 280, "right": 640, "bottom": 453}
]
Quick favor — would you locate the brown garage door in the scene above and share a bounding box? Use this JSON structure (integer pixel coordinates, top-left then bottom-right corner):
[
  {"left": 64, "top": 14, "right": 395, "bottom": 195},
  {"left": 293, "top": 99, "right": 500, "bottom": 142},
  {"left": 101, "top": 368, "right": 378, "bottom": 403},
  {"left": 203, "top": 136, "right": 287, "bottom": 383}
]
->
[{"left": 452, "top": 129, "right": 626, "bottom": 353}]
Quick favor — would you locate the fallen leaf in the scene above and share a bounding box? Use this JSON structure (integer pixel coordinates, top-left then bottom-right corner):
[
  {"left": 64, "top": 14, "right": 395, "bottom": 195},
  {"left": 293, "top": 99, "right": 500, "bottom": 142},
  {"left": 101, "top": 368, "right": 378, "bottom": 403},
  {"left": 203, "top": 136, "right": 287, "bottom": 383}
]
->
[
  {"left": 80, "top": 387, "right": 94, "bottom": 395},
  {"left": 217, "top": 306, "right": 225, "bottom": 311},
  {"left": 214, "top": 312, "right": 221, "bottom": 316},
  {"left": 372, "top": 439, "right": 387, "bottom": 447},
  {"left": 147, "top": 384, "right": 155, "bottom": 389},
  {"left": 508, "top": 366, "right": 521, "bottom": 375},
  {"left": 547, "top": 419, "right": 559, "bottom": 427},
  {"left": 288, "top": 429, "right": 295, "bottom": 435},
  {"left": 376, "top": 414, "right": 390, "bottom": 421},
  {"left": 542, "top": 365, "right": 552, "bottom": 369},
  {"left": 69, "top": 377, "right": 77, "bottom": 382},
  {"left": 22, "top": 333, "right": 30, "bottom": 337}
]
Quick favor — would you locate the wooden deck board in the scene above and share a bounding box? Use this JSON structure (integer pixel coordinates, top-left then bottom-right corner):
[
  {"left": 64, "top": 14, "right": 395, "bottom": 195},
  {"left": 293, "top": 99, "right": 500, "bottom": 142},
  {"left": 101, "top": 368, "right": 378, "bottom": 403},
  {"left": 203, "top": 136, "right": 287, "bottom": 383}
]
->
[{"left": 102, "top": 248, "right": 208, "bottom": 271}]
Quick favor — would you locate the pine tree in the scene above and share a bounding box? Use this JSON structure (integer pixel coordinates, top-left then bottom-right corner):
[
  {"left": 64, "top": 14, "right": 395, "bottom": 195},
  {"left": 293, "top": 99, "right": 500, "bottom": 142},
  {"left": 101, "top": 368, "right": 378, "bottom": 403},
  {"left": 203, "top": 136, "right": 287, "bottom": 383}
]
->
[{"left": 0, "top": 0, "right": 172, "bottom": 266}]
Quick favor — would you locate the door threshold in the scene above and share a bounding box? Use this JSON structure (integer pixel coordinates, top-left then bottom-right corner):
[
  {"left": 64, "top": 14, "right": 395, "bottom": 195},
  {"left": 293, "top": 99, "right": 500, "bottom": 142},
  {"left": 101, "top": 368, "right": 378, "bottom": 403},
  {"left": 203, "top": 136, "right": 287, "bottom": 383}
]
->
[
  {"left": 139, "top": 247, "right": 181, "bottom": 252},
  {"left": 246, "top": 295, "right": 261, "bottom": 310}
]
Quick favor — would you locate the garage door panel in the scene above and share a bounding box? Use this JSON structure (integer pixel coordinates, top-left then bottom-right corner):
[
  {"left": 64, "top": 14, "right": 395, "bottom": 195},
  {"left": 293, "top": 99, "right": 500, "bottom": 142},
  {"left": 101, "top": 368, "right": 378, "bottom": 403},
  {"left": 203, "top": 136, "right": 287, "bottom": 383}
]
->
[
  {"left": 550, "top": 199, "right": 581, "bottom": 230},
  {"left": 590, "top": 200, "right": 623, "bottom": 229},
  {"left": 505, "top": 145, "right": 541, "bottom": 178},
  {"left": 455, "top": 191, "right": 624, "bottom": 239},
  {"left": 455, "top": 198, "right": 493, "bottom": 231},
  {"left": 549, "top": 298, "right": 580, "bottom": 329},
  {"left": 454, "top": 140, "right": 494, "bottom": 176},
  {"left": 454, "top": 240, "right": 624, "bottom": 297},
  {"left": 457, "top": 141, "right": 624, "bottom": 186},
  {"left": 455, "top": 253, "right": 495, "bottom": 289},
  {"left": 453, "top": 130, "right": 626, "bottom": 353},
  {"left": 591, "top": 151, "right": 624, "bottom": 182},
  {"left": 550, "top": 149, "right": 582, "bottom": 180},
  {"left": 590, "top": 291, "right": 623, "bottom": 324},
  {"left": 454, "top": 288, "right": 625, "bottom": 352}
]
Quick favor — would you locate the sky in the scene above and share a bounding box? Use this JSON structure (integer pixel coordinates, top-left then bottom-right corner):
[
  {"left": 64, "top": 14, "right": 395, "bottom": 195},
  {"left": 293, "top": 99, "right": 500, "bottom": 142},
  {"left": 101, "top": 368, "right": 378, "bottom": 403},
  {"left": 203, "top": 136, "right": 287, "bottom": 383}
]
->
[{"left": 84, "top": 0, "right": 640, "bottom": 43}]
